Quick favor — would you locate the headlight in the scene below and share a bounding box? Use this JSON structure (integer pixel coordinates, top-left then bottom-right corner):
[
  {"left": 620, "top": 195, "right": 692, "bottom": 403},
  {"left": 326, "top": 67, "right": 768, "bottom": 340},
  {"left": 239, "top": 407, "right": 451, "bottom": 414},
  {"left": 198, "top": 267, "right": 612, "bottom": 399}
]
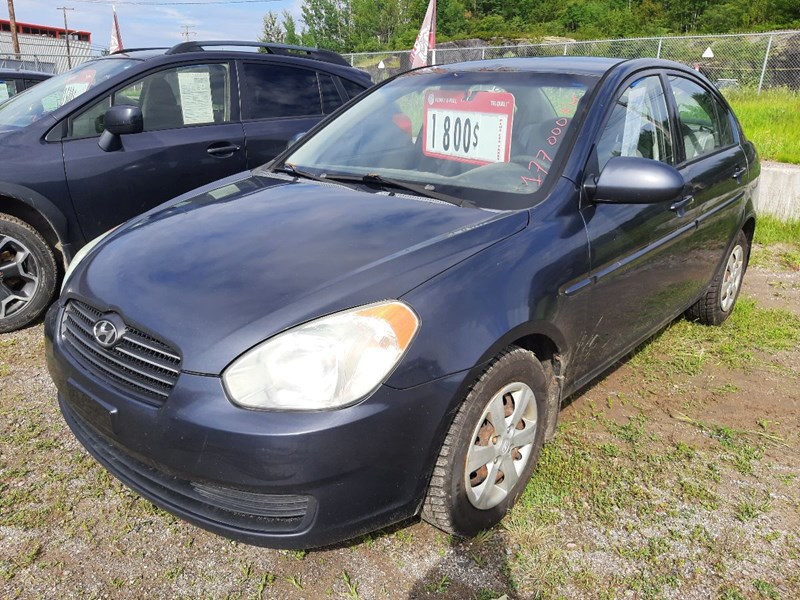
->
[
  {"left": 222, "top": 301, "right": 419, "bottom": 411},
  {"left": 61, "top": 227, "right": 117, "bottom": 293}
]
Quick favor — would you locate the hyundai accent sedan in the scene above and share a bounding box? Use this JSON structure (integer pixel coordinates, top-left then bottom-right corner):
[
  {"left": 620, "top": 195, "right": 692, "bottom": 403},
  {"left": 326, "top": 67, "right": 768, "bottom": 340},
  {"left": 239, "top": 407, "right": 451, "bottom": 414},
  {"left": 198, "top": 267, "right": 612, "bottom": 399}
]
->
[{"left": 45, "top": 57, "right": 758, "bottom": 549}]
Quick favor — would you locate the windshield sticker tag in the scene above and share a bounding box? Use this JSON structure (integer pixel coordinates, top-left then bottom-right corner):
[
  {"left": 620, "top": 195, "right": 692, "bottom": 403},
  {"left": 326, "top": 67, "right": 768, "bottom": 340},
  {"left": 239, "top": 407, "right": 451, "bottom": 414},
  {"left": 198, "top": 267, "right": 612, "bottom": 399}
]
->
[
  {"left": 422, "top": 90, "right": 515, "bottom": 164},
  {"left": 177, "top": 71, "right": 214, "bottom": 125},
  {"left": 61, "top": 70, "right": 96, "bottom": 106}
]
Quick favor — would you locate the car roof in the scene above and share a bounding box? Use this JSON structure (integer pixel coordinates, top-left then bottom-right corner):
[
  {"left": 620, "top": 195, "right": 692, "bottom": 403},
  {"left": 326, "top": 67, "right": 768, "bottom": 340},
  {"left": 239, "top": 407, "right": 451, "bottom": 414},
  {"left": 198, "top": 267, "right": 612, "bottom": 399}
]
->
[
  {"left": 426, "top": 56, "right": 625, "bottom": 76},
  {"left": 0, "top": 68, "right": 52, "bottom": 78}
]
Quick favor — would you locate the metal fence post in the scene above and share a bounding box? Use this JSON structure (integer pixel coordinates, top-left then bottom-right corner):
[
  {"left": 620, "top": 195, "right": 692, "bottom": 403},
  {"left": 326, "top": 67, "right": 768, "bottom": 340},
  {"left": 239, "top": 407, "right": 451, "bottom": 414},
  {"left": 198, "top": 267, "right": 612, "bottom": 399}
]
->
[
  {"left": 757, "top": 34, "right": 774, "bottom": 95},
  {"left": 481, "top": 47, "right": 485, "bottom": 60},
  {"left": 656, "top": 37, "right": 662, "bottom": 59}
]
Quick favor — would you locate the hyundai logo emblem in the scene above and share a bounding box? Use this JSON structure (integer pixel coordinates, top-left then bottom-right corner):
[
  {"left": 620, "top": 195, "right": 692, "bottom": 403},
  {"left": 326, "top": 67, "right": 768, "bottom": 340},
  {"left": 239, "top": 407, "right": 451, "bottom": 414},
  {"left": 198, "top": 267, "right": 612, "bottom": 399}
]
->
[{"left": 93, "top": 319, "right": 119, "bottom": 348}]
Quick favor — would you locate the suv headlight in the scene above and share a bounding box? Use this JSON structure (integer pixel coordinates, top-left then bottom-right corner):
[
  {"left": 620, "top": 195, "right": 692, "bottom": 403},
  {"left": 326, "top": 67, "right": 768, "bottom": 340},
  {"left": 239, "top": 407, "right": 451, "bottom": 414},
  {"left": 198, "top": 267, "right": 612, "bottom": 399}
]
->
[{"left": 222, "top": 301, "right": 419, "bottom": 411}]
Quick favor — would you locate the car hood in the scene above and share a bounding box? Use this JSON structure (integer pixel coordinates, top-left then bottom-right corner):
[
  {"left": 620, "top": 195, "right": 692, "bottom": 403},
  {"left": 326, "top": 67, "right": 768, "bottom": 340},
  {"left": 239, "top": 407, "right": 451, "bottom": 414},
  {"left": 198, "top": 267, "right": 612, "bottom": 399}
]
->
[{"left": 66, "top": 174, "right": 528, "bottom": 374}]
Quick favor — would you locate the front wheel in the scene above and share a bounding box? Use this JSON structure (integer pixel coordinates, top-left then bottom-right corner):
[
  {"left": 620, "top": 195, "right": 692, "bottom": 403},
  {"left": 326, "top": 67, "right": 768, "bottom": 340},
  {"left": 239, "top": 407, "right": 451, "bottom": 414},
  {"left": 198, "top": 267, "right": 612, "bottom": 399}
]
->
[
  {"left": 422, "top": 346, "right": 550, "bottom": 536},
  {"left": 0, "top": 213, "right": 58, "bottom": 333},
  {"left": 686, "top": 229, "right": 749, "bottom": 326}
]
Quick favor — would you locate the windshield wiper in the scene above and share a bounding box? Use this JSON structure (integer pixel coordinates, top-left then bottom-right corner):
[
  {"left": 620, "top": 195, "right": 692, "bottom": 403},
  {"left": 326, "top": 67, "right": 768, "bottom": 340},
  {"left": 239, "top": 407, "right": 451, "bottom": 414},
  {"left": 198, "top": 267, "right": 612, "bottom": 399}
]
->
[
  {"left": 270, "top": 163, "right": 359, "bottom": 190},
  {"left": 325, "top": 172, "right": 469, "bottom": 207}
]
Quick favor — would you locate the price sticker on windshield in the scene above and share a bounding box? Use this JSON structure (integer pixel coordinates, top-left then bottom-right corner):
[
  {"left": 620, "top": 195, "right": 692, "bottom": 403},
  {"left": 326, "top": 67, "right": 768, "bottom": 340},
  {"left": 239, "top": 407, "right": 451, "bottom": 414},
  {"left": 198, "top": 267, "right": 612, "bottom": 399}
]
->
[{"left": 423, "top": 90, "right": 515, "bottom": 164}]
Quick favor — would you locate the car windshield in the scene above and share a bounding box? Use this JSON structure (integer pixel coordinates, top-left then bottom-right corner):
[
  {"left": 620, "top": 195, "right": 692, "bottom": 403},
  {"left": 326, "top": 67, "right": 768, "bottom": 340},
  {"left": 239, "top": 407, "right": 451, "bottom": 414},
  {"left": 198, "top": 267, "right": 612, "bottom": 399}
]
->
[
  {"left": 0, "top": 58, "right": 137, "bottom": 129},
  {"left": 277, "top": 68, "right": 597, "bottom": 209}
]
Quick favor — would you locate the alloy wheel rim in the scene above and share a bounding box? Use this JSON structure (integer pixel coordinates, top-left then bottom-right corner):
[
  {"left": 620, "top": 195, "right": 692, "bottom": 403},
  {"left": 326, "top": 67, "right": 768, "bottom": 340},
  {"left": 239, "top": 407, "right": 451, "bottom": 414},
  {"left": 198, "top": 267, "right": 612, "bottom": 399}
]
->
[
  {"left": 464, "top": 381, "right": 538, "bottom": 510},
  {"left": 0, "top": 234, "right": 40, "bottom": 320},
  {"left": 720, "top": 244, "right": 743, "bottom": 312}
]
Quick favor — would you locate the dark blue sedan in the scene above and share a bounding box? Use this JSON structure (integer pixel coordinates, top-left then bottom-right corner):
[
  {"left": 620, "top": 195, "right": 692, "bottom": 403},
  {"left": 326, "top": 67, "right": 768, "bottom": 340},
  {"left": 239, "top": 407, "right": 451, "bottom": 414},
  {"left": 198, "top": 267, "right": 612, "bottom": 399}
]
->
[{"left": 45, "top": 57, "right": 758, "bottom": 548}]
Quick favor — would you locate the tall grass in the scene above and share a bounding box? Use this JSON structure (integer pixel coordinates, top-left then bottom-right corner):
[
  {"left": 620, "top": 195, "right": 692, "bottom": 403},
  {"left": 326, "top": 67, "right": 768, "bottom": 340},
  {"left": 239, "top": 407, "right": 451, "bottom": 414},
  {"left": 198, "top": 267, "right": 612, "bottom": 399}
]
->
[
  {"left": 724, "top": 88, "right": 800, "bottom": 165},
  {"left": 754, "top": 214, "right": 800, "bottom": 246}
]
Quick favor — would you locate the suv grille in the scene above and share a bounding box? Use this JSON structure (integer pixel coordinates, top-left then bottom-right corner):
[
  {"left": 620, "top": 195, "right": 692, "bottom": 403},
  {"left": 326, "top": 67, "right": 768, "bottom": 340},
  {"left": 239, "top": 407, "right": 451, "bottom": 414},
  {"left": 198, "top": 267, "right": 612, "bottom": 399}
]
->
[{"left": 61, "top": 301, "right": 181, "bottom": 404}]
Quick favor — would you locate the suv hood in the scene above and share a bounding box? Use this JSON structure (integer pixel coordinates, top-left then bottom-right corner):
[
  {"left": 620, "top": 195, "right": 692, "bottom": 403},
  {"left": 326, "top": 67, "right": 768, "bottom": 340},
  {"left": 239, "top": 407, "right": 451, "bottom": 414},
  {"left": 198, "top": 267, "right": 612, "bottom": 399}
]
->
[{"left": 66, "top": 175, "right": 527, "bottom": 374}]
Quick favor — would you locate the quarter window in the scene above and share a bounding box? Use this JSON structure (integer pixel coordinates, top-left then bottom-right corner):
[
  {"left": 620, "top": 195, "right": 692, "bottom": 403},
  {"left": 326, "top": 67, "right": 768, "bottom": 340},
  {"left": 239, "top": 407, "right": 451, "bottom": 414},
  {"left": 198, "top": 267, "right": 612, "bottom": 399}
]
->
[
  {"left": 596, "top": 76, "right": 673, "bottom": 170},
  {"left": 669, "top": 76, "right": 733, "bottom": 161}
]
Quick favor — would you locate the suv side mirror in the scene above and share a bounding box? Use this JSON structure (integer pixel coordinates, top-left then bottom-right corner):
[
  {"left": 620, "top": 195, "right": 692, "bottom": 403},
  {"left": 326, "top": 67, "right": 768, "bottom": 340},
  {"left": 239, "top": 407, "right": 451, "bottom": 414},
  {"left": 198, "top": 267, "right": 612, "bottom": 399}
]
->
[
  {"left": 587, "top": 156, "right": 684, "bottom": 204},
  {"left": 98, "top": 105, "right": 144, "bottom": 152}
]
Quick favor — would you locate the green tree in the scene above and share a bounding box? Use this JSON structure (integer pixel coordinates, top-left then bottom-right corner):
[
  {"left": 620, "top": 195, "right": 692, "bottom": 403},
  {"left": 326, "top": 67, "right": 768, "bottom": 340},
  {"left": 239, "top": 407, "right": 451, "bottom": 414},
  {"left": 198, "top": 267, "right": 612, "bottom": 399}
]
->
[
  {"left": 282, "top": 10, "right": 301, "bottom": 45},
  {"left": 260, "top": 10, "right": 285, "bottom": 44}
]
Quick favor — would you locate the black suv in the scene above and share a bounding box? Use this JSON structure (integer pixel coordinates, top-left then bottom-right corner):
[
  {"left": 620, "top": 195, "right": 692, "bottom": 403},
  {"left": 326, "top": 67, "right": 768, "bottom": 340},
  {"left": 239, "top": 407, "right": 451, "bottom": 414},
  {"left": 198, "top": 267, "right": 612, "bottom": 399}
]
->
[
  {"left": 0, "top": 68, "right": 51, "bottom": 103},
  {"left": 0, "top": 41, "right": 371, "bottom": 332}
]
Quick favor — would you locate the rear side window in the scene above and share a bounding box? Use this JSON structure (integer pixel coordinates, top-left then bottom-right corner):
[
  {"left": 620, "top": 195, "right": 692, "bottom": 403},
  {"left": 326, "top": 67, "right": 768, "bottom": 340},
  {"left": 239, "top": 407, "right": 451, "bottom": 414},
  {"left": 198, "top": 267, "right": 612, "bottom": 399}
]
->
[
  {"left": 340, "top": 77, "right": 368, "bottom": 100},
  {"left": 669, "top": 76, "right": 733, "bottom": 161},
  {"left": 242, "top": 63, "right": 324, "bottom": 119}
]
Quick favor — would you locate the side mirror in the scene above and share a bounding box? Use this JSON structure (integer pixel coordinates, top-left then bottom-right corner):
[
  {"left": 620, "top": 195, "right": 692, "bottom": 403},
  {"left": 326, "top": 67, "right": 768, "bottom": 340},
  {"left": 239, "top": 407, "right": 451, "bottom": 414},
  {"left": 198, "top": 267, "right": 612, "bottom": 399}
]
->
[
  {"left": 98, "top": 105, "right": 144, "bottom": 152},
  {"left": 287, "top": 131, "right": 306, "bottom": 149},
  {"left": 587, "top": 156, "right": 684, "bottom": 204}
]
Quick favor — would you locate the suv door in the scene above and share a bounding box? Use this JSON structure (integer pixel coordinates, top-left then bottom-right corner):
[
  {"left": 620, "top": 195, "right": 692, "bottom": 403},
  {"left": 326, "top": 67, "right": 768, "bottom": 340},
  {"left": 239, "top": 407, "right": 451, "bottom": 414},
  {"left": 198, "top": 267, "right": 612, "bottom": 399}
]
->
[
  {"left": 239, "top": 61, "right": 347, "bottom": 168},
  {"left": 666, "top": 74, "right": 746, "bottom": 287},
  {"left": 60, "top": 61, "right": 246, "bottom": 240},
  {"left": 576, "top": 73, "right": 698, "bottom": 375}
]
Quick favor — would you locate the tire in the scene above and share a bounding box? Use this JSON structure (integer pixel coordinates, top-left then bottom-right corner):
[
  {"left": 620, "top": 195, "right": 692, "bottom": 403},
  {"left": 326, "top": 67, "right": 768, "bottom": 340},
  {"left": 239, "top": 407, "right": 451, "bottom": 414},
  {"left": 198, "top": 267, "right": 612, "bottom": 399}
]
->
[
  {"left": 686, "top": 229, "right": 749, "bottom": 326},
  {"left": 422, "top": 346, "right": 550, "bottom": 536},
  {"left": 0, "top": 213, "right": 58, "bottom": 333}
]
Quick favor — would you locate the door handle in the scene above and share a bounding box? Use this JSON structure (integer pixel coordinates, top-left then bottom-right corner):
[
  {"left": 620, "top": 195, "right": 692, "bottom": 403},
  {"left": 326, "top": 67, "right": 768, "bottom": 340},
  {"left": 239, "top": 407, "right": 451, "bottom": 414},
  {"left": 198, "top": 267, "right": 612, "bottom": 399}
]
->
[
  {"left": 207, "top": 143, "right": 241, "bottom": 157},
  {"left": 670, "top": 195, "right": 694, "bottom": 214},
  {"left": 731, "top": 166, "right": 747, "bottom": 179}
]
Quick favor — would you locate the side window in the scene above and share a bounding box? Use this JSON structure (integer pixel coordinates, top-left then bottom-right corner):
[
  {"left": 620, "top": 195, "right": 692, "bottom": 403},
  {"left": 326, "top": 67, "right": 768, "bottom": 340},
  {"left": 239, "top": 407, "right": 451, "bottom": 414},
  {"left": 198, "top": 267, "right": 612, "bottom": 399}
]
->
[
  {"left": 596, "top": 76, "right": 672, "bottom": 170},
  {"left": 68, "top": 96, "right": 111, "bottom": 138},
  {"left": 0, "top": 79, "right": 20, "bottom": 101},
  {"left": 66, "top": 63, "right": 231, "bottom": 138},
  {"left": 669, "top": 76, "right": 732, "bottom": 161},
  {"left": 319, "top": 73, "right": 343, "bottom": 114},
  {"left": 242, "top": 63, "right": 322, "bottom": 119},
  {"left": 340, "top": 78, "right": 368, "bottom": 101}
]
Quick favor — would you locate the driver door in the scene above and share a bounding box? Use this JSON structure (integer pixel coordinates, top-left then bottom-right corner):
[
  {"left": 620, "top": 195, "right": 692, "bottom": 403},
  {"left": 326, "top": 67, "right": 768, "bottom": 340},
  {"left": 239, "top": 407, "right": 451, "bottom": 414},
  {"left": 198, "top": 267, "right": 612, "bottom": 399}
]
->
[
  {"left": 574, "top": 73, "right": 698, "bottom": 380},
  {"left": 61, "top": 61, "right": 246, "bottom": 241}
]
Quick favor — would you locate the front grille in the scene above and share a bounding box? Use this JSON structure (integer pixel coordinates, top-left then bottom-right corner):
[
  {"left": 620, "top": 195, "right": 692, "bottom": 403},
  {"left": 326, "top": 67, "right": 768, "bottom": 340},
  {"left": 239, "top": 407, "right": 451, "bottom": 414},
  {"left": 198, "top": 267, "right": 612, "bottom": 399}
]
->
[
  {"left": 61, "top": 397, "right": 313, "bottom": 533},
  {"left": 61, "top": 301, "right": 181, "bottom": 405}
]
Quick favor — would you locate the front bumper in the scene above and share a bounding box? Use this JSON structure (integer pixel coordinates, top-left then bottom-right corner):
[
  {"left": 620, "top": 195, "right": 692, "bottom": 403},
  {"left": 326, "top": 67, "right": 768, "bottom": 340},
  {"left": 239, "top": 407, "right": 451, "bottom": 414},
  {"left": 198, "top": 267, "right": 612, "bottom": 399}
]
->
[{"left": 45, "top": 303, "right": 465, "bottom": 548}]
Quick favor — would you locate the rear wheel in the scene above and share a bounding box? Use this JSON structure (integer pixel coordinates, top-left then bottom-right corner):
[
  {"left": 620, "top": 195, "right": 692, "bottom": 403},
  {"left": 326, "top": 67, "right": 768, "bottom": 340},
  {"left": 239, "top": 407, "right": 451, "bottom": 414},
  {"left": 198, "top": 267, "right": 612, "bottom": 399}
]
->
[
  {"left": 0, "top": 213, "right": 58, "bottom": 333},
  {"left": 686, "top": 229, "right": 749, "bottom": 326},
  {"left": 422, "top": 346, "right": 550, "bottom": 536}
]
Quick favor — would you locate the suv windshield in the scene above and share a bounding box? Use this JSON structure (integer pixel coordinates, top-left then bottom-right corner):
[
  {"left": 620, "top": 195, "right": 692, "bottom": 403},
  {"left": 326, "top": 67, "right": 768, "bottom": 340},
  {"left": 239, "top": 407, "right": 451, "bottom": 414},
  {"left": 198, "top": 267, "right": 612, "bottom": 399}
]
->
[
  {"left": 0, "top": 58, "right": 137, "bottom": 129},
  {"left": 279, "top": 69, "right": 596, "bottom": 209}
]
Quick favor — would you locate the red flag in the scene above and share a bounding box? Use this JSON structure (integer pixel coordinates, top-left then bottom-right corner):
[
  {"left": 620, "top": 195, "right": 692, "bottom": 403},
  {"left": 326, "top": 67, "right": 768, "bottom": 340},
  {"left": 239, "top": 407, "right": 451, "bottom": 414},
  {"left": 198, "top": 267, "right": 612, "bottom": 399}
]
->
[
  {"left": 410, "top": 0, "right": 436, "bottom": 68},
  {"left": 110, "top": 6, "right": 123, "bottom": 53}
]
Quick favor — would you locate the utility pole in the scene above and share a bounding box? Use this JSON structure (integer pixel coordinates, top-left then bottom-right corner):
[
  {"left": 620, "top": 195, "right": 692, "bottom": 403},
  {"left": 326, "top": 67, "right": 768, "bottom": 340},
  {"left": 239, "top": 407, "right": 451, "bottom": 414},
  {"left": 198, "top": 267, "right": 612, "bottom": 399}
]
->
[
  {"left": 180, "top": 25, "right": 196, "bottom": 41},
  {"left": 6, "top": 0, "right": 20, "bottom": 59},
  {"left": 56, "top": 6, "right": 74, "bottom": 69}
]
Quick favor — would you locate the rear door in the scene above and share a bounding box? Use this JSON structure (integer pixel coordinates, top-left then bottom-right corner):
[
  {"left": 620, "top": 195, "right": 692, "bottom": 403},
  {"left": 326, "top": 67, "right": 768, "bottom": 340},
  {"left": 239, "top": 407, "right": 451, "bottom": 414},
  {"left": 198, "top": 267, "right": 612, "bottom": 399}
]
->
[
  {"left": 62, "top": 61, "right": 246, "bottom": 240},
  {"left": 665, "top": 73, "right": 746, "bottom": 288},
  {"left": 238, "top": 61, "right": 348, "bottom": 168}
]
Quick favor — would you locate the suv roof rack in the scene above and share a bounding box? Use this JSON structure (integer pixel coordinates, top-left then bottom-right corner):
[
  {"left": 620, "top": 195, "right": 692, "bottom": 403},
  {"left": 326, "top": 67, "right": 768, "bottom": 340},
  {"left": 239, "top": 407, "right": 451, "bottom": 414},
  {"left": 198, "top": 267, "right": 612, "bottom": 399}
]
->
[
  {"left": 164, "top": 41, "right": 351, "bottom": 67},
  {"left": 110, "top": 47, "right": 169, "bottom": 56}
]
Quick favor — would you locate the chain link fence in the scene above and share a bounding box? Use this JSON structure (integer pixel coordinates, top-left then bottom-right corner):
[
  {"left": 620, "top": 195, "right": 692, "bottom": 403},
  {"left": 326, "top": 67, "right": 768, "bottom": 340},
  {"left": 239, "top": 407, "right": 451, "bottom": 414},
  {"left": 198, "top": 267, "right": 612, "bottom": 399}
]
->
[{"left": 344, "top": 30, "right": 800, "bottom": 93}]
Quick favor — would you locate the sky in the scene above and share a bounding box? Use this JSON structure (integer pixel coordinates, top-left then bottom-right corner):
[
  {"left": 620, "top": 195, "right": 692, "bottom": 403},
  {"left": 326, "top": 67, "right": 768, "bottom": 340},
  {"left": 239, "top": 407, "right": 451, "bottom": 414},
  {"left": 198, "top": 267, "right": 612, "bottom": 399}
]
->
[{"left": 8, "top": 0, "right": 302, "bottom": 52}]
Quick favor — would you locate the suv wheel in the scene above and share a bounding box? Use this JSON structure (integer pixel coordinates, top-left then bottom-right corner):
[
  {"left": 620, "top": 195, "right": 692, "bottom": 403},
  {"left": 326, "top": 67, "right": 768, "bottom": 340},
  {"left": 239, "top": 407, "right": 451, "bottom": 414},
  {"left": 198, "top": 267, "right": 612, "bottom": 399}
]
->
[{"left": 0, "top": 213, "right": 58, "bottom": 333}]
